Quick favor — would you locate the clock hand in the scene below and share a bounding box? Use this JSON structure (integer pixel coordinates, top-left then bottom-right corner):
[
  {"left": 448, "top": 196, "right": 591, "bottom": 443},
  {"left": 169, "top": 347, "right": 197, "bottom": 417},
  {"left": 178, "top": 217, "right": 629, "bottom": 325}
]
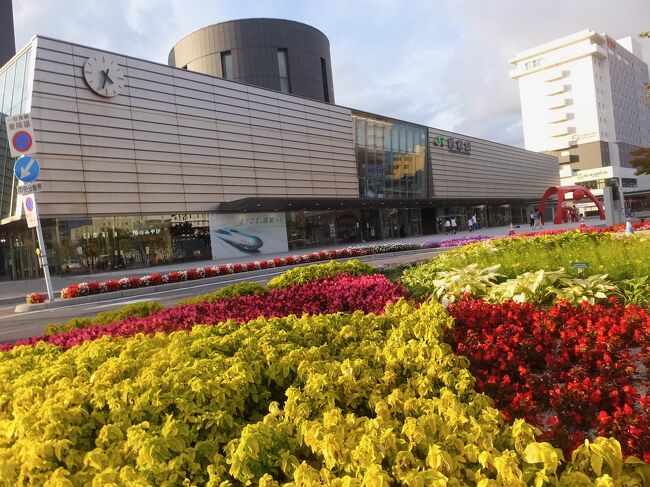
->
[{"left": 101, "top": 69, "right": 114, "bottom": 89}]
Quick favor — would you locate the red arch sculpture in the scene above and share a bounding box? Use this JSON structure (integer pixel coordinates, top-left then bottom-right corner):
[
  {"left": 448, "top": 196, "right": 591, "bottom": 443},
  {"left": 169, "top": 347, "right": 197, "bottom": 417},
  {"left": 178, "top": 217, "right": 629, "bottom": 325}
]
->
[{"left": 539, "top": 185, "right": 606, "bottom": 224}]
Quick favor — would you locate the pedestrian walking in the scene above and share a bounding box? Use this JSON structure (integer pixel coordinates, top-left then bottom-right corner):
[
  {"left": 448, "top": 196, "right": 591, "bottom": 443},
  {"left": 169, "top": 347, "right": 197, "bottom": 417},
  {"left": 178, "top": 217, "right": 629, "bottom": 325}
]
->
[
  {"left": 451, "top": 217, "right": 457, "bottom": 235},
  {"left": 467, "top": 217, "right": 473, "bottom": 232},
  {"left": 533, "top": 209, "right": 542, "bottom": 229},
  {"left": 529, "top": 210, "right": 535, "bottom": 227},
  {"left": 444, "top": 219, "right": 451, "bottom": 235}
]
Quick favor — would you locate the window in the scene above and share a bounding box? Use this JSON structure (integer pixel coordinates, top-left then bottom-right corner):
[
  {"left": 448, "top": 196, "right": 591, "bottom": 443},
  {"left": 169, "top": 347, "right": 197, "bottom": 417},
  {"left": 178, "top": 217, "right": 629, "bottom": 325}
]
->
[
  {"left": 277, "top": 49, "right": 290, "bottom": 93},
  {"left": 221, "top": 51, "right": 233, "bottom": 80},
  {"left": 320, "top": 57, "right": 330, "bottom": 102}
]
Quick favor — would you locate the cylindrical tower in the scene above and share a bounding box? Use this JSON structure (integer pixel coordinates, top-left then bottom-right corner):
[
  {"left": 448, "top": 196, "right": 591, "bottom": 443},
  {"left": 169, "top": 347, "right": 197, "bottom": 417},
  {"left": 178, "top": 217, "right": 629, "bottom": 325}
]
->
[
  {"left": 169, "top": 18, "right": 335, "bottom": 103},
  {"left": 0, "top": 0, "right": 16, "bottom": 67}
]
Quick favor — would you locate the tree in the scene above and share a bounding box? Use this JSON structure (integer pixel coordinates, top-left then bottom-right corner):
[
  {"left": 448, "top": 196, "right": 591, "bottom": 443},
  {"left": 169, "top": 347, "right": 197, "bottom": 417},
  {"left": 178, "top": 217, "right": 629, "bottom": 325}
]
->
[{"left": 630, "top": 147, "right": 650, "bottom": 175}]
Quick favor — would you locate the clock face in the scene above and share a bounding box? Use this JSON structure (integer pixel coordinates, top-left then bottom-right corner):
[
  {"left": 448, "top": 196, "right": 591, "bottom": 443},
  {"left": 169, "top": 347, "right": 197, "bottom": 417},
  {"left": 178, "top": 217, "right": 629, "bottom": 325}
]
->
[{"left": 83, "top": 55, "right": 126, "bottom": 97}]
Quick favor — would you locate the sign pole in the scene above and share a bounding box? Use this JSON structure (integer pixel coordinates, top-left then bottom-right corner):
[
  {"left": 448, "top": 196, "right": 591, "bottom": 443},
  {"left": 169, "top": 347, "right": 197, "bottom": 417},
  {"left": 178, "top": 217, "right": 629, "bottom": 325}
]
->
[{"left": 31, "top": 194, "right": 55, "bottom": 301}]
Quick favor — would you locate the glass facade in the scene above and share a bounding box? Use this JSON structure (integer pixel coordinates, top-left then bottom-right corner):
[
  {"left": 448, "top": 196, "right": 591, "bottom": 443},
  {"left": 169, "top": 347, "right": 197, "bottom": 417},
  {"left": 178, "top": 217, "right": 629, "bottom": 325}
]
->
[
  {"left": 0, "top": 45, "right": 34, "bottom": 221},
  {"left": 353, "top": 113, "right": 428, "bottom": 199},
  {"left": 285, "top": 207, "right": 423, "bottom": 251},
  {"left": 0, "top": 213, "right": 211, "bottom": 280}
]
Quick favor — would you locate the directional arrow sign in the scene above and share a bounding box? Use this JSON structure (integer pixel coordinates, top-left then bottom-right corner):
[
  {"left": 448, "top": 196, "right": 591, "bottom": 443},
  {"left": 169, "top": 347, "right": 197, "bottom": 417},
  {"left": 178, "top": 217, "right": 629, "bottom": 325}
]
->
[{"left": 14, "top": 155, "right": 40, "bottom": 183}]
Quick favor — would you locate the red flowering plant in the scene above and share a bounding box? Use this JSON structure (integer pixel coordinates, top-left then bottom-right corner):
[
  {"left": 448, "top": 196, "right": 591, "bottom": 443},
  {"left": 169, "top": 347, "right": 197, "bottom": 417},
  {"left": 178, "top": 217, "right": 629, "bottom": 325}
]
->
[
  {"left": 446, "top": 297, "right": 650, "bottom": 460},
  {"left": 165, "top": 271, "right": 181, "bottom": 283},
  {"left": 25, "top": 293, "right": 47, "bottom": 304},
  {"left": 5, "top": 274, "right": 405, "bottom": 353}
]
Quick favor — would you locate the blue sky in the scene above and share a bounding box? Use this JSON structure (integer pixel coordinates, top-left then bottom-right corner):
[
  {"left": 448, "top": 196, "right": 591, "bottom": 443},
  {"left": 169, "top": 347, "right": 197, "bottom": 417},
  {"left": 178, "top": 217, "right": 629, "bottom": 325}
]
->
[{"left": 12, "top": 0, "right": 650, "bottom": 147}]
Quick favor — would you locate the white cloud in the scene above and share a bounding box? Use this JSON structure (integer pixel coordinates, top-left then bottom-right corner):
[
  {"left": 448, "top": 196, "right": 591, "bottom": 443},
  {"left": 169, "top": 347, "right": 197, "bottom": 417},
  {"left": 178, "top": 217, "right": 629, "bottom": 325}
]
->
[{"left": 11, "top": 0, "right": 650, "bottom": 148}]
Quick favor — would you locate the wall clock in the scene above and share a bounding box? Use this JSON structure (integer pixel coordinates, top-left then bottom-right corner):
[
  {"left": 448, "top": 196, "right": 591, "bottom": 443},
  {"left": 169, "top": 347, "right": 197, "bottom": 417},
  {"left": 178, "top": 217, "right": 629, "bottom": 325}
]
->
[{"left": 83, "top": 55, "right": 126, "bottom": 97}]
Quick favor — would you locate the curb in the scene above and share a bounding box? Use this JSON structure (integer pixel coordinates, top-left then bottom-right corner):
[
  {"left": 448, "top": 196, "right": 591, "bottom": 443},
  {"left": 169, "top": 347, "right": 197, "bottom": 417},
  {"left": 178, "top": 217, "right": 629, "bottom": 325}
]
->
[{"left": 14, "top": 247, "right": 446, "bottom": 313}]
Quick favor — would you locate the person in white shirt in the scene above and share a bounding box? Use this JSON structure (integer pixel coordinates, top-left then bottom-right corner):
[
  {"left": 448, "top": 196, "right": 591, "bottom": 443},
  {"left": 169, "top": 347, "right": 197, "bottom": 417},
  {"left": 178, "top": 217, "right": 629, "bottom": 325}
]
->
[
  {"left": 444, "top": 219, "right": 451, "bottom": 235},
  {"left": 451, "top": 218, "right": 457, "bottom": 234},
  {"left": 467, "top": 217, "right": 473, "bottom": 232}
]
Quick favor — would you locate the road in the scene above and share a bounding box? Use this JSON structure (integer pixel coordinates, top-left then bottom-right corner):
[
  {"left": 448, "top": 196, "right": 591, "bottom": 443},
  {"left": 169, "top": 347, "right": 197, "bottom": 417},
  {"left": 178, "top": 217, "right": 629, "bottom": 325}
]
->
[{"left": 0, "top": 249, "right": 444, "bottom": 344}]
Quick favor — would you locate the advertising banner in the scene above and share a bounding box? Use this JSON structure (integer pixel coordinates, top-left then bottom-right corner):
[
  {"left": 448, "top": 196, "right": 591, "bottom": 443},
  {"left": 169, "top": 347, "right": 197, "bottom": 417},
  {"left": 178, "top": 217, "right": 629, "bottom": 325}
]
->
[{"left": 209, "top": 212, "right": 288, "bottom": 260}]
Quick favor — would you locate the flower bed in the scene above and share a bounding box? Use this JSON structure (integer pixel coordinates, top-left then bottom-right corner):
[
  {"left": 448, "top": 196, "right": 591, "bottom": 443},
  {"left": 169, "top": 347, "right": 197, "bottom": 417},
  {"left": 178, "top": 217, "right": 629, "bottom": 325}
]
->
[
  {"left": 447, "top": 297, "right": 650, "bottom": 461},
  {"left": 5, "top": 274, "right": 405, "bottom": 352},
  {"left": 2, "top": 299, "right": 645, "bottom": 485},
  {"left": 52, "top": 237, "right": 490, "bottom": 300},
  {"left": 25, "top": 292, "right": 46, "bottom": 304},
  {"left": 49, "top": 222, "right": 650, "bottom": 302}
]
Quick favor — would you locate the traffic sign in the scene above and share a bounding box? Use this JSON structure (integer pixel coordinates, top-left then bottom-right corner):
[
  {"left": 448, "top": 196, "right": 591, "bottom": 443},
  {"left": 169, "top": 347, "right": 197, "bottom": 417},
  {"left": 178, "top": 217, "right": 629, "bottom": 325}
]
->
[
  {"left": 22, "top": 194, "right": 38, "bottom": 228},
  {"left": 12, "top": 131, "right": 33, "bottom": 152},
  {"left": 16, "top": 182, "right": 44, "bottom": 195},
  {"left": 14, "top": 155, "right": 40, "bottom": 183},
  {"left": 19, "top": 191, "right": 55, "bottom": 301},
  {"left": 6, "top": 113, "right": 38, "bottom": 157}
]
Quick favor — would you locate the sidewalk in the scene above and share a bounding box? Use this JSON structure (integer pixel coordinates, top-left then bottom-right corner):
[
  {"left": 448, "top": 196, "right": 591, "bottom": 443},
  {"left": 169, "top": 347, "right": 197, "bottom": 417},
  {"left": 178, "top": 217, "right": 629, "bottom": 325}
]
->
[{"left": 0, "top": 221, "right": 589, "bottom": 304}]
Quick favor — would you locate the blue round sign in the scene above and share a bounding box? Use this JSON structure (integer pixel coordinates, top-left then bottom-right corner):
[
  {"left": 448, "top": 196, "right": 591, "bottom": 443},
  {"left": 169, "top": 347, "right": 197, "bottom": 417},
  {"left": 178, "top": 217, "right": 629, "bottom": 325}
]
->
[
  {"left": 14, "top": 155, "right": 40, "bottom": 183},
  {"left": 25, "top": 196, "right": 34, "bottom": 212}
]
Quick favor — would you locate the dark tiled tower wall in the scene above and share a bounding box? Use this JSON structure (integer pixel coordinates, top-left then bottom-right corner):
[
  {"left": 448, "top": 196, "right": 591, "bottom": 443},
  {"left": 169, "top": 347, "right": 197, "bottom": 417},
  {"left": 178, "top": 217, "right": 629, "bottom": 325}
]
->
[
  {"left": 0, "top": 0, "right": 16, "bottom": 67},
  {"left": 169, "top": 18, "right": 335, "bottom": 103}
]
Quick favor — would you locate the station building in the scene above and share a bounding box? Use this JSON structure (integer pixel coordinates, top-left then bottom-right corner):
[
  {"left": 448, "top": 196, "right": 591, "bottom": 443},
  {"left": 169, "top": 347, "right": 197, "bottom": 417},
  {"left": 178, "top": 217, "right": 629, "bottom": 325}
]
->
[{"left": 0, "top": 19, "right": 558, "bottom": 280}]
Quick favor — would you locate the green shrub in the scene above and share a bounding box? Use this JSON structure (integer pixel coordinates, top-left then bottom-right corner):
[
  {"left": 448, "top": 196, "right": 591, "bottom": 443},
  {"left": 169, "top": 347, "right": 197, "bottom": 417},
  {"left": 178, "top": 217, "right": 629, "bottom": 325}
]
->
[
  {"left": 179, "top": 281, "right": 268, "bottom": 305},
  {"left": 402, "top": 263, "right": 502, "bottom": 302},
  {"left": 378, "top": 262, "right": 417, "bottom": 282},
  {"left": 43, "top": 301, "right": 162, "bottom": 336},
  {"left": 615, "top": 276, "right": 650, "bottom": 307},
  {"left": 409, "top": 232, "right": 650, "bottom": 282},
  {"left": 266, "top": 259, "right": 376, "bottom": 289},
  {"left": 486, "top": 269, "right": 616, "bottom": 305},
  {"left": 403, "top": 261, "right": 620, "bottom": 306}
]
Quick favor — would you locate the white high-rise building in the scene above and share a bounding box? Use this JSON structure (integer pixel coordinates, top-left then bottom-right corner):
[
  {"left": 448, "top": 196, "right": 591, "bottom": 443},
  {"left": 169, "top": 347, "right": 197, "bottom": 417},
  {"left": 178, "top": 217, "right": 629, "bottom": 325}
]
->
[{"left": 510, "top": 30, "right": 650, "bottom": 194}]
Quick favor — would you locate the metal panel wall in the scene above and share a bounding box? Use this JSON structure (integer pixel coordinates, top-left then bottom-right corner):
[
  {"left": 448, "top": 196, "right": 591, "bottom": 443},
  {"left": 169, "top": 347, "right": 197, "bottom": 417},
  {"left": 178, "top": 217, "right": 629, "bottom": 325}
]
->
[
  {"left": 28, "top": 37, "right": 358, "bottom": 218},
  {"left": 428, "top": 128, "right": 559, "bottom": 199},
  {"left": 169, "top": 19, "right": 335, "bottom": 103}
]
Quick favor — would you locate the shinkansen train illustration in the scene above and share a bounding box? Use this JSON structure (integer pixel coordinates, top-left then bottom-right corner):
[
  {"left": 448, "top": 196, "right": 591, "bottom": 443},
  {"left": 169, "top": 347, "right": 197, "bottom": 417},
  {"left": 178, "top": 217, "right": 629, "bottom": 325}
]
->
[{"left": 213, "top": 228, "right": 264, "bottom": 252}]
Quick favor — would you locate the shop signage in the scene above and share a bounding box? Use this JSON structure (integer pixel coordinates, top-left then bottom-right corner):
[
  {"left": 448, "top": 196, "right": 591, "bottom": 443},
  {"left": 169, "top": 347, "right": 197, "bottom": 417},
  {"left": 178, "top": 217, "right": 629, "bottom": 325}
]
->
[
  {"left": 571, "top": 131, "right": 597, "bottom": 142},
  {"left": 575, "top": 167, "right": 613, "bottom": 182},
  {"left": 432, "top": 135, "right": 471, "bottom": 154},
  {"left": 6, "top": 113, "right": 38, "bottom": 158}
]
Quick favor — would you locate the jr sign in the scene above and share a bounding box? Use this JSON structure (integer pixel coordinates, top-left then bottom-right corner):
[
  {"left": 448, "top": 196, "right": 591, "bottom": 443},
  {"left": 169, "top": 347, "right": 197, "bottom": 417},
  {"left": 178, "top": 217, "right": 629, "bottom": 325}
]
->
[{"left": 432, "top": 135, "right": 471, "bottom": 154}]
